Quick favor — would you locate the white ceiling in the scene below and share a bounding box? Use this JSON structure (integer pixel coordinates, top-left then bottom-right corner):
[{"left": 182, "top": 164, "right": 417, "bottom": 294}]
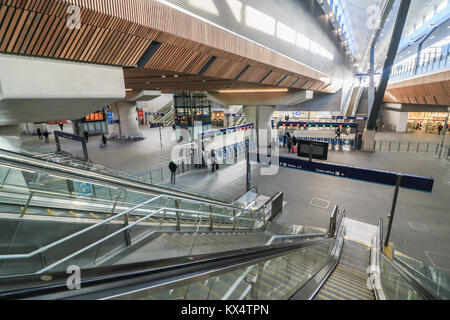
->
[{"left": 339, "top": 0, "right": 437, "bottom": 67}]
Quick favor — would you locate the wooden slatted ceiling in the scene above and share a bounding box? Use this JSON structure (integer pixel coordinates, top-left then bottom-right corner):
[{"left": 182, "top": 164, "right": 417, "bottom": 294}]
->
[
  {"left": 0, "top": 0, "right": 337, "bottom": 93},
  {"left": 261, "top": 71, "right": 285, "bottom": 86},
  {"left": 385, "top": 70, "right": 450, "bottom": 106}
]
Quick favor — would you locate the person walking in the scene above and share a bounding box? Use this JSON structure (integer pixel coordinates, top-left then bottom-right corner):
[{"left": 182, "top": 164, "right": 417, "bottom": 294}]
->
[
  {"left": 43, "top": 129, "right": 49, "bottom": 143},
  {"left": 169, "top": 160, "right": 177, "bottom": 184},
  {"left": 335, "top": 127, "right": 341, "bottom": 139},
  {"left": 101, "top": 134, "right": 107, "bottom": 147},
  {"left": 36, "top": 128, "right": 43, "bottom": 141},
  {"left": 438, "top": 123, "right": 443, "bottom": 135},
  {"left": 210, "top": 150, "right": 217, "bottom": 173},
  {"left": 83, "top": 130, "right": 89, "bottom": 143},
  {"left": 287, "top": 137, "right": 293, "bottom": 153},
  {"left": 59, "top": 122, "right": 64, "bottom": 131}
]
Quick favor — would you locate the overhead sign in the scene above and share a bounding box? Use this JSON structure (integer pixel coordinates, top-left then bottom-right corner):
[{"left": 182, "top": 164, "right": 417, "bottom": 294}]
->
[
  {"left": 333, "top": 116, "right": 368, "bottom": 121},
  {"left": 278, "top": 121, "right": 358, "bottom": 128},
  {"left": 85, "top": 112, "right": 105, "bottom": 122}
]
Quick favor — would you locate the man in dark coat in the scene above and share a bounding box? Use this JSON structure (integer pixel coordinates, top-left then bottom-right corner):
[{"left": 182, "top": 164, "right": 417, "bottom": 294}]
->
[{"left": 169, "top": 160, "right": 178, "bottom": 184}]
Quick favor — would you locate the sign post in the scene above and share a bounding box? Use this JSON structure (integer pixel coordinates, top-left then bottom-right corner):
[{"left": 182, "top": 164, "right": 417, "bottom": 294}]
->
[
  {"left": 54, "top": 131, "right": 89, "bottom": 162},
  {"left": 159, "top": 125, "right": 163, "bottom": 149},
  {"left": 246, "top": 139, "right": 251, "bottom": 192},
  {"left": 437, "top": 108, "right": 449, "bottom": 159},
  {"left": 385, "top": 174, "right": 403, "bottom": 247}
]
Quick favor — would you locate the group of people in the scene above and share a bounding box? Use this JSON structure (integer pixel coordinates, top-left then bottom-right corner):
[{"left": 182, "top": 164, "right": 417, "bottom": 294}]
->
[
  {"left": 282, "top": 132, "right": 298, "bottom": 153},
  {"left": 36, "top": 128, "right": 50, "bottom": 143},
  {"left": 36, "top": 127, "right": 108, "bottom": 148}
]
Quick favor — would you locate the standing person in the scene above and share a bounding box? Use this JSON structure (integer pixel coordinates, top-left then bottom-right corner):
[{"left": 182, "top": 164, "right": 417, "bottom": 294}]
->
[
  {"left": 292, "top": 136, "right": 297, "bottom": 146},
  {"left": 172, "top": 124, "right": 176, "bottom": 131},
  {"left": 43, "top": 129, "right": 49, "bottom": 143},
  {"left": 438, "top": 123, "right": 443, "bottom": 135},
  {"left": 83, "top": 130, "right": 89, "bottom": 143},
  {"left": 101, "top": 134, "right": 107, "bottom": 147},
  {"left": 169, "top": 160, "right": 177, "bottom": 184},
  {"left": 59, "top": 122, "right": 64, "bottom": 131},
  {"left": 287, "top": 137, "right": 293, "bottom": 153},
  {"left": 36, "top": 128, "right": 43, "bottom": 140},
  {"left": 335, "top": 127, "right": 341, "bottom": 139},
  {"left": 210, "top": 150, "right": 217, "bottom": 173}
]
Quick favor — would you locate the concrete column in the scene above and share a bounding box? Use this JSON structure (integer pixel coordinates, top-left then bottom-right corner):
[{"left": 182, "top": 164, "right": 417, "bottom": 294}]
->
[
  {"left": 243, "top": 105, "right": 275, "bottom": 150},
  {"left": 114, "top": 102, "right": 142, "bottom": 139},
  {"left": 362, "top": 129, "right": 376, "bottom": 152},
  {"left": 0, "top": 125, "right": 21, "bottom": 136},
  {"left": 396, "top": 112, "right": 408, "bottom": 133}
]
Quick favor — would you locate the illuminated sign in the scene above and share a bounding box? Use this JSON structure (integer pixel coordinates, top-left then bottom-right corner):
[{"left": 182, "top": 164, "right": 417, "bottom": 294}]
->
[{"left": 85, "top": 113, "right": 105, "bottom": 122}]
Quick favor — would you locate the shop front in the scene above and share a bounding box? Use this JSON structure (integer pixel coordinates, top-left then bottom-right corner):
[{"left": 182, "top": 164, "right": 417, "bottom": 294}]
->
[{"left": 406, "top": 112, "right": 449, "bottom": 134}]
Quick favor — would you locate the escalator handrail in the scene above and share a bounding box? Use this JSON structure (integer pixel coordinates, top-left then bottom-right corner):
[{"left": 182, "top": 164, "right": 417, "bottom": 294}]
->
[
  {"left": 290, "top": 211, "right": 346, "bottom": 300},
  {"left": 0, "top": 235, "right": 332, "bottom": 300},
  {"left": 379, "top": 253, "right": 438, "bottom": 300},
  {"left": 0, "top": 149, "right": 268, "bottom": 213},
  {"left": 393, "top": 257, "right": 450, "bottom": 300},
  {"left": 0, "top": 148, "right": 249, "bottom": 209},
  {"left": 376, "top": 219, "right": 439, "bottom": 300},
  {"left": 0, "top": 196, "right": 261, "bottom": 263}
]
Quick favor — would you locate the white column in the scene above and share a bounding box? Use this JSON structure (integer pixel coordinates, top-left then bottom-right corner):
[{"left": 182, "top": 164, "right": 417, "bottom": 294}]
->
[
  {"left": 396, "top": 112, "right": 408, "bottom": 133},
  {"left": 0, "top": 125, "right": 20, "bottom": 136},
  {"left": 243, "top": 105, "right": 275, "bottom": 149},
  {"left": 114, "top": 102, "right": 143, "bottom": 139}
]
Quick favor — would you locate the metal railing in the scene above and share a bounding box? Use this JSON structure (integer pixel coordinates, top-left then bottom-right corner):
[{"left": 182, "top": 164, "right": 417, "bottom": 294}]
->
[
  {"left": 221, "top": 206, "right": 343, "bottom": 300},
  {"left": 390, "top": 43, "right": 449, "bottom": 82},
  {"left": 375, "top": 140, "right": 450, "bottom": 158},
  {"left": 0, "top": 192, "right": 266, "bottom": 274}
]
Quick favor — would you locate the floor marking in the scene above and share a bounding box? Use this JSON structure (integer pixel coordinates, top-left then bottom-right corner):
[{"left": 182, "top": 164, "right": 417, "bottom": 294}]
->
[
  {"left": 407, "top": 221, "right": 429, "bottom": 232},
  {"left": 69, "top": 211, "right": 79, "bottom": 218},
  {"left": 309, "top": 198, "right": 330, "bottom": 210},
  {"left": 89, "top": 212, "right": 99, "bottom": 219},
  {"left": 46, "top": 209, "right": 56, "bottom": 216}
]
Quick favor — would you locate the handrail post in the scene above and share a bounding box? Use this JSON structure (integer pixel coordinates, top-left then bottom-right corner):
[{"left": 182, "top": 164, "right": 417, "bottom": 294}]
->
[
  {"left": 209, "top": 205, "right": 213, "bottom": 231},
  {"left": 385, "top": 174, "right": 402, "bottom": 248},
  {"left": 232, "top": 209, "right": 236, "bottom": 231},
  {"left": 250, "top": 211, "right": 254, "bottom": 231},
  {"left": 175, "top": 200, "right": 180, "bottom": 231}
]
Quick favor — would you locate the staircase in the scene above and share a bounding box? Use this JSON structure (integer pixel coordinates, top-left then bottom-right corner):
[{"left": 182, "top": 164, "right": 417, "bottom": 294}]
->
[
  {"left": 154, "top": 102, "right": 175, "bottom": 127},
  {"left": 314, "top": 240, "right": 374, "bottom": 300}
]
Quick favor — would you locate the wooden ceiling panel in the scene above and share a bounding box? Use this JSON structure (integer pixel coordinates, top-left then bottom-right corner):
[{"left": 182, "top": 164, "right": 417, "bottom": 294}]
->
[
  {"left": 279, "top": 75, "right": 298, "bottom": 88},
  {"left": 0, "top": 0, "right": 335, "bottom": 92},
  {"left": 261, "top": 71, "right": 285, "bottom": 86},
  {"left": 202, "top": 57, "right": 247, "bottom": 80},
  {"left": 238, "top": 66, "right": 270, "bottom": 83}
]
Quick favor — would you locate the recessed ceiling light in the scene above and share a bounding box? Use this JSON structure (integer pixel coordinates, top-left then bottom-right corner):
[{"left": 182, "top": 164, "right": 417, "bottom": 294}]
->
[
  {"left": 174, "top": 75, "right": 179, "bottom": 78},
  {"left": 162, "top": 75, "right": 166, "bottom": 78}
]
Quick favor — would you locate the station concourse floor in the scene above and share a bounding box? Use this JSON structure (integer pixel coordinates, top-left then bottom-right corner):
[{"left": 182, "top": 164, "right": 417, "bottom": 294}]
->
[{"left": 5, "top": 126, "right": 450, "bottom": 271}]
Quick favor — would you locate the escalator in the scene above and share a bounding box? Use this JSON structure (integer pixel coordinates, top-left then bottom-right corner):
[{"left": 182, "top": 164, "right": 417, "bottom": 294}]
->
[
  {"left": 314, "top": 240, "right": 374, "bottom": 300},
  {"left": 0, "top": 150, "right": 446, "bottom": 300},
  {"left": 1, "top": 205, "right": 444, "bottom": 300}
]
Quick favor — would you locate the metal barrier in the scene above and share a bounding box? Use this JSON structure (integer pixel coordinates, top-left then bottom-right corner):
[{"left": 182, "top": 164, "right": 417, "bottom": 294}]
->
[{"left": 375, "top": 140, "right": 450, "bottom": 158}]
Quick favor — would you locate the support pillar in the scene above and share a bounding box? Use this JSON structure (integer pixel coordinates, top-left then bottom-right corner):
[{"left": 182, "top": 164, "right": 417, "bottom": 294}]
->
[
  {"left": 242, "top": 105, "right": 275, "bottom": 153},
  {"left": 0, "top": 125, "right": 21, "bottom": 136},
  {"left": 113, "top": 102, "right": 143, "bottom": 140}
]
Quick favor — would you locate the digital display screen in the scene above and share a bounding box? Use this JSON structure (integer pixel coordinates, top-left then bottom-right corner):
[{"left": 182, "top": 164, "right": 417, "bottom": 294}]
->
[{"left": 297, "top": 140, "right": 328, "bottom": 160}]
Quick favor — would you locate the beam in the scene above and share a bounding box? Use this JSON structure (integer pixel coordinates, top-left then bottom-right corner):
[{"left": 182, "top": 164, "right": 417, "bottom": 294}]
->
[{"left": 367, "top": 0, "right": 411, "bottom": 130}]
